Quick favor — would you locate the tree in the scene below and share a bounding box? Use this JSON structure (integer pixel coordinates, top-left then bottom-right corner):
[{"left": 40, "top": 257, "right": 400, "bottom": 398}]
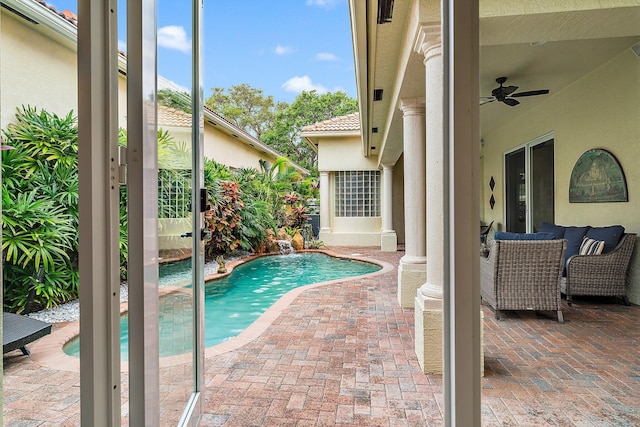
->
[
  {"left": 205, "top": 84, "right": 358, "bottom": 169},
  {"left": 262, "top": 91, "right": 358, "bottom": 169},
  {"left": 205, "top": 84, "right": 283, "bottom": 140}
]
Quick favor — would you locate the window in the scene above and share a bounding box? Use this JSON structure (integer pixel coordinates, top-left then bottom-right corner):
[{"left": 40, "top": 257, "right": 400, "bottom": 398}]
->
[{"left": 334, "top": 170, "right": 380, "bottom": 217}]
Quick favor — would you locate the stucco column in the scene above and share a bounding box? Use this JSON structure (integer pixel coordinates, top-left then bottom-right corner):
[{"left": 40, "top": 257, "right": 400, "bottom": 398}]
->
[
  {"left": 398, "top": 99, "right": 427, "bottom": 307},
  {"left": 319, "top": 171, "right": 331, "bottom": 233},
  {"left": 380, "top": 163, "right": 397, "bottom": 252},
  {"left": 414, "top": 24, "right": 445, "bottom": 374}
]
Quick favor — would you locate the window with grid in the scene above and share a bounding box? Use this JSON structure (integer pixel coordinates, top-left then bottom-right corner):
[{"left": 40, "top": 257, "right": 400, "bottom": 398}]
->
[
  {"left": 334, "top": 171, "right": 381, "bottom": 217},
  {"left": 158, "top": 169, "right": 192, "bottom": 219}
]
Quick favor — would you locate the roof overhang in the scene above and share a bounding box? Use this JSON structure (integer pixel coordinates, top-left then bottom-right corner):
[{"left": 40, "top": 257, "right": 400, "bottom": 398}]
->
[{"left": 1, "top": 0, "right": 77, "bottom": 50}]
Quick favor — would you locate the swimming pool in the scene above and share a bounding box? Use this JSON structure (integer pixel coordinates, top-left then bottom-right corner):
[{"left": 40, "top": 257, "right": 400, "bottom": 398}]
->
[{"left": 64, "top": 252, "right": 380, "bottom": 357}]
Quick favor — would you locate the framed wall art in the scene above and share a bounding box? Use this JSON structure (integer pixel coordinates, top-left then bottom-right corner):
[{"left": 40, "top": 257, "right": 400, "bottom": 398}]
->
[{"left": 569, "top": 149, "right": 628, "bottom": 203}]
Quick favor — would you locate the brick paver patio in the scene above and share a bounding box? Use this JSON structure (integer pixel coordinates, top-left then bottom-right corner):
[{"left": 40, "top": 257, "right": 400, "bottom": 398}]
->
[{"left": 3, "top": 246, "right": 640, "bottom": 426}]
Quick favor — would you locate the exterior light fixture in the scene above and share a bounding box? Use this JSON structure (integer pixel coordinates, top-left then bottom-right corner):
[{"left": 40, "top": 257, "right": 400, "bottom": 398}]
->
[{"left": 377, "top": 0, "right": 394, "bottom": 24}]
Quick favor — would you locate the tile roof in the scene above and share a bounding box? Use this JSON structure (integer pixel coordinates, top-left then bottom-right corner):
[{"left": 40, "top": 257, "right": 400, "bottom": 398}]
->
[
  {"left": 157, "top": 105, "right": 193, "bottom": 128},
  {"left": 33, "top": 0, "right": 77, "bottom": 26},
  {"left": 301, "top": 112, "right": 360, "bottom": 133}
]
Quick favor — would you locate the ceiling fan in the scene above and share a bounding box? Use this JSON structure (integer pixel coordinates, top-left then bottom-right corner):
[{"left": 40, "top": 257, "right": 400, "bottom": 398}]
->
[{"left": 480, "top": 76, "right": 549, "bottom": 106}]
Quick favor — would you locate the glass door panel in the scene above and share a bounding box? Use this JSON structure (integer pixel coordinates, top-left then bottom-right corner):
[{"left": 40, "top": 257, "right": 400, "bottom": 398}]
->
[
  {"left": 505, "top": 148, "right": 526, "bottom": 232},
  {"left": 504, "top": 138, "right": 555, "bottom": 233},
  {"left": 530, "top": 140, "right": 554, "bottom": 232},
  {"left": 156, "top": 0, "right": 204, "bottom": 424}
]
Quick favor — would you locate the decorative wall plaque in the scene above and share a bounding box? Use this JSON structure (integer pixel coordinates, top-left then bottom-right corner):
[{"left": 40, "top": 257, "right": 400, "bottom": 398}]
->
[{"left": 569, "top": 149, "right": 628, "bottom": 203}]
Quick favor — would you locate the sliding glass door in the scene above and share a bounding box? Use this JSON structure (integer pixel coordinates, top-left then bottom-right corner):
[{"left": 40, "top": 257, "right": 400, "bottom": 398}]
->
[{"left": 504, "top": 136, "right": 555, "bottom": 233}]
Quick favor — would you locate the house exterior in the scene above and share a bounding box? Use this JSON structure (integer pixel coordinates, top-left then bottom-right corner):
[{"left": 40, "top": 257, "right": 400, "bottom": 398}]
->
[
  {"left": 1, "top": 1, "right": 306, "bottom": 253},
  {"left": 0, "top": 2, "right": 306, "bottom": 170},
  {"left": 301, "top": 113, "right": 404, "bottom": 250}
]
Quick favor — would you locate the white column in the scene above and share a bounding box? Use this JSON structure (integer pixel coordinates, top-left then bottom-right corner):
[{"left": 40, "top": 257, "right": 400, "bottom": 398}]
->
[
  {"left": 397, "top": 99, "right": 427, "bottom": 307},
  {"left": 380, "top": 164, "right": 397, "bottom": 252},
  {"left": 414, "top": 24, "right": 445, "bottom": 374},
  {"left": 319, "top": 171, "right": 331, "bottom": 233}
]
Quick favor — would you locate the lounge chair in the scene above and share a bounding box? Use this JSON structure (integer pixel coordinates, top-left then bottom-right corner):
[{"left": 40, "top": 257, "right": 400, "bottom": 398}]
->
[{"left": 3, "top": 312, "right": 52, "bottom": 355}]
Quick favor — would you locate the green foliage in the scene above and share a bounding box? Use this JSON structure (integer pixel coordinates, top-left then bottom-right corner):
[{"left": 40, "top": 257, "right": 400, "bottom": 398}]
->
[
  {"left": 206, "top": 84, "right": 358, "bottom": 169},
  {"left": 157, "top": 88, "right": 192, "bottom": 114},
  {"left": 205, "top": 84, "right": 282, "bottom": 140},
  {"left": 2, "top": 107, "right": 79, "bottom": 311},
  {"left": 262, "top": 90, "right": 358, "bottom": 169}
]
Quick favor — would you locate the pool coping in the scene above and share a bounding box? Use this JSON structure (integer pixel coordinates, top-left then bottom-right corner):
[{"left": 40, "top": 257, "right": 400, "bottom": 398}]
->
[{"left": 27, "top": 249, "right": 394, "bottom": 372}]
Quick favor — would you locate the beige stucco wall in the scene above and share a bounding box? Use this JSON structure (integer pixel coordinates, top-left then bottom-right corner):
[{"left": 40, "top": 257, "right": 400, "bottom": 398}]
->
[
  {"left": 203, "top": 125, "right": 278, "bottom": 169},
  {"left": 393, "top": 154, "right": 405, "bottom": 244},
  {"left": 317, "top": 136, "right": 384, "bottom": 246},
  {"left": 1, "top": 12, "right": 77, "bottom": 128},
  {"left": 318, "top": 135, "right": 379, "bottom": 171},
  {"left": 481, "top": 48, "right": 640, "bottom": 302}
]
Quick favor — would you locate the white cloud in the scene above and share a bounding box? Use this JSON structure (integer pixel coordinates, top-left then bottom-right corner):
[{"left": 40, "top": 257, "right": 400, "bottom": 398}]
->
[
  {"left": 306, "top": 0, "right": 338, "bottom": 8},
  {"left": 118, "top": 39, "right": 127, "bottom": 53},
  {"left": 275, "top": 44, "right": 293, "bottom": 55},
  {"left": 314, "top": 52, "right": 338, "bottom": 61},
  {"left": 282, "top": 76, "right": 328, "bottom": 94},
  {"left": 157, "top": 25, "right": 191, "bottom": 54}
]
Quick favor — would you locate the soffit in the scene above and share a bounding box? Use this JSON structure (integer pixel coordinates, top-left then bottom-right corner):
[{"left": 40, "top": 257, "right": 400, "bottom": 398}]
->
[{"left": 366, "top": 3, "right": 640, "bottom": 163}]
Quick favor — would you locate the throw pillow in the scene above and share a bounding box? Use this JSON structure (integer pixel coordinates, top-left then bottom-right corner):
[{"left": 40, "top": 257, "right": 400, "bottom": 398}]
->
[
  {"left": 579, "top": 237, "right": 605, "bottom": 256},
  {"left": 585, "top": 225, "right": 625, "bottom": 253}
]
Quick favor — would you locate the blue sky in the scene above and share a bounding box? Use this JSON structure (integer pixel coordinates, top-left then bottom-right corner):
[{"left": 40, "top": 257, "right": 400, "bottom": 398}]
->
[{"left": 49, "top": 0, "right": 356, "bottom": 103}]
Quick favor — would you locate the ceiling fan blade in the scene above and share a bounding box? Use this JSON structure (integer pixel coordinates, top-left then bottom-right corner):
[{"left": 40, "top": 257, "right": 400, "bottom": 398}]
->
[
  {"left": 491, "top": 85, "right": 518, "bottom": 97},
  {"left": 503, "top": 98, "right": 520, "bottom": 107},
  {"left": 479, "top": 98, "right": 496, "bottom": 106},
  {"left": 511, "top": 89, "right": 549, "bottom": 98},
  {"left": 502, "top": 85, "right": 518, "bottom": 96}
]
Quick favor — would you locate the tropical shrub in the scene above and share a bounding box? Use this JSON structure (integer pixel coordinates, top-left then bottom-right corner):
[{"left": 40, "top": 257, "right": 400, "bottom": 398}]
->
[
  {"left": 2, "top": 107, "right": 79, "bottom": 312},
  {"left": 204, "top": 180, "right": 243, "bottom": 258}
]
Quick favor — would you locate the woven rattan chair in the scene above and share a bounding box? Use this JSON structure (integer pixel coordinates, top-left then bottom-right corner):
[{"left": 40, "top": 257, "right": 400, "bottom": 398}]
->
[
  {"left": 562, "top": 233, "right": 636, "bottom": 306},
  {"left": 481, "top": 239, "right": 567, "bottom": 323}
]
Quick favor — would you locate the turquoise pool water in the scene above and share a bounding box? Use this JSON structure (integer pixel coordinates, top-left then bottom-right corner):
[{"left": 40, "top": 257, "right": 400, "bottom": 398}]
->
[{"left": 64, "top": 252, "right": 380, "bottom": 357}]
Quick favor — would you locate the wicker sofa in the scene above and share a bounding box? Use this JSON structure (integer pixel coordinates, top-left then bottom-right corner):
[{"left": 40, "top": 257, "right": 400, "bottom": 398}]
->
[
  {"left": 562, "top": 233, "right": 636, "bottom": 305},
  {"left": 539, "top": 223, "right": 636, "bottom": 305},
  {"left": 481, "top": 239, "right": 567, "bottom": 323}
]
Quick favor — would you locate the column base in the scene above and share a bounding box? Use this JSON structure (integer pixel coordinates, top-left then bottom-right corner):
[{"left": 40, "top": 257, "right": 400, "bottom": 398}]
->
[
  {"left": 415, "top": 291, "right": 443, "bottom": 374},
  {"left": 397, "top": 259, "right": 426, "bottom": 308},
  {"left": 380, "top": 231, "right": 397, "bottom": 252},
  {"left": 414, "top": 292, "right": 485, "bottom": 376}
]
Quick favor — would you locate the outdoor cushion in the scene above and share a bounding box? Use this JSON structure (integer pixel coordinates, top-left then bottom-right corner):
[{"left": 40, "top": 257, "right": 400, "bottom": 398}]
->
[
  {"left": 579, "top": 237, "right": 605, "bottom": 255},
  {"left": 585, "top": 225, "right": 625, "bottom": 253},
  {"left": 494, "top": 231, "right": 555, "bottom": 241},
  {"left": 563, "top": 225, "right": 591, "bottom": 260},
  {"left": 539, "top": 222, "right": 566, "bottom": 240}
]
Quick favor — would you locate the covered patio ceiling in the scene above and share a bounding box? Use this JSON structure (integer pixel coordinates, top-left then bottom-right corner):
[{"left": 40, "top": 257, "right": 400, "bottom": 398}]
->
[{"left": 354, "top": 1, "right": 640, "bottom": 167}]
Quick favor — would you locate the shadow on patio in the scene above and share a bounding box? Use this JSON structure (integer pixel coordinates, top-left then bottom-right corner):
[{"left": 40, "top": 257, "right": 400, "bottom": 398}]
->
[{"left": 3, "top": 247, "right": 640, "bottom": 425}]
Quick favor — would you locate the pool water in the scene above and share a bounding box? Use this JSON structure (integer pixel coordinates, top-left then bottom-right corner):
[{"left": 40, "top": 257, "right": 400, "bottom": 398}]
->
[{"left": 64, "top": 252, "right": 379, "bottom": 357}]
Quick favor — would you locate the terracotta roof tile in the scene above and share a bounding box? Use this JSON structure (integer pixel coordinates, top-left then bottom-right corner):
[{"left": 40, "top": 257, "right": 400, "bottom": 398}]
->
[
  {"left": 301, "top": 112, "right": 360, "bottom": 133},
  {"left": 157, "top": 105, "right": 193, "bottom": 128},
  {"left": 33, "top": 0, "right": 78, "bottom": 25}
]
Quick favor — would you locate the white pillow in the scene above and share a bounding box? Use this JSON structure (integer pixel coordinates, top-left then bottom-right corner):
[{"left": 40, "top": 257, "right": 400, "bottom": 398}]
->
[{"left": 579, "top": 237, "right": 605, "bottom": 256}]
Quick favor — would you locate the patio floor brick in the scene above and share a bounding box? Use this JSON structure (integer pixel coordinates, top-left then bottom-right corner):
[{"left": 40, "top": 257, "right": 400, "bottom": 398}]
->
[{"left": 3, "top": 246, "right": 640, "bottom": 425}]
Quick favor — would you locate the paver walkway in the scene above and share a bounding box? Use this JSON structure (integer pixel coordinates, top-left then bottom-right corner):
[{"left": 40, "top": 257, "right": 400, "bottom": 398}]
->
[{"left": 3, "top": 246, "right": 640, "bottom": 426}]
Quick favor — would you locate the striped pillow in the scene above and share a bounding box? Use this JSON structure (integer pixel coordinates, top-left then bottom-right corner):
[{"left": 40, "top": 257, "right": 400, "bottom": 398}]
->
[{"left": 579, "top": 237, "right": 605, "bottom": 256}]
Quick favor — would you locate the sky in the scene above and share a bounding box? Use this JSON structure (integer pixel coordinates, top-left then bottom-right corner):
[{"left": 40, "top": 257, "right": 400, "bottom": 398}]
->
[{"left": 48, "top": 0, "right": 357, "bottom": 104}]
